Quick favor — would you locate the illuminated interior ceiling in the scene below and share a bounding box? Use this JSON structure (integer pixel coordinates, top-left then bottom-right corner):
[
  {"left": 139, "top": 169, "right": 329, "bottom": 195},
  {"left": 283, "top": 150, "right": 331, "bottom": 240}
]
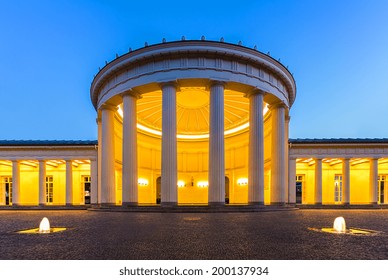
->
[{"left": 119, "top": 87, "right": 268, "bottom": 140}]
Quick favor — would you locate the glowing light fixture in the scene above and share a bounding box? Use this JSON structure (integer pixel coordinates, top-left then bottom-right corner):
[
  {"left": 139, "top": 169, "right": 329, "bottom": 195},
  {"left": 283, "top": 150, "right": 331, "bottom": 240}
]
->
[
  {"left": 237, "top": 178, "right": 248, "bottom": 186},
  {"left": 138, "top": 178, "right": 149, "bottom": 186},
  {"left": 39, "top": 217, "right": 51, "bottom": 233},
  {"left": 197, "top": 181, "right": 208, "bottom": 188},
  {"left": 333, "top": 216, "right": 346, "bottom": 233},
  {"left": 177, "top": 180, "right": 186, "bottom": 188}
]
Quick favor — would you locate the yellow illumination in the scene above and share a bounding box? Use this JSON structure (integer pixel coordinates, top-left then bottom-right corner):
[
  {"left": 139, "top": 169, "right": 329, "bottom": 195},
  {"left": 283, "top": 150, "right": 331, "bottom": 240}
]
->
[
  {"left": 117, "top": 103, "right": 269, "bottom": 140},
  {"left": 197, "top": 181, "right": 208, "bottom": 188},
  {"left": 237, "top": 178, "right": 248, "bottom": 186},
  {"left": 177, "top": 180, "right": 186, "bottom": 188},
  {"left": 117, "top": 106, "right": 123, "bottom": 117},
  {"left": 17, "top": 227, "right": 67, "bottom": 234},
  {"left": 137, "top": 123, "right": 162, "bottom": 136},
  {"left": 138, "top": 178, "right": 149, "bottom": 186}
]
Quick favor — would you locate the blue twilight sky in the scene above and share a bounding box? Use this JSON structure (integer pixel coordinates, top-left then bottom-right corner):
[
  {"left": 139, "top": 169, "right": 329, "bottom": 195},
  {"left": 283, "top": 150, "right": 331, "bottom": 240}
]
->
[{"left": 1, "top": 0, "right": 388, "bottom": 140}]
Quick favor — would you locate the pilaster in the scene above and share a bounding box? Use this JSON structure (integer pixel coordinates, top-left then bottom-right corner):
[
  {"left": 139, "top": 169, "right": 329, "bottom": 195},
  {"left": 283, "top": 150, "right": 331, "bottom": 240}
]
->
[
  {"left": 38, "top": 160, "right": 46, "bottom": 206},
  {"left": 369, "top": 158, "right": 378, "bottom": 204},
  {"left": 66, "top": 160, "right": 73, "bottom": 206},
  {"left": 91, "top": 159, "right": 98, "bottom": 204},
  {"left": 314, "top": 158, "right": 322, "bottom": 205},
  {"left": 342, "top": 158, "right": 351, "bottom": 205},
  {"left": 288, "top": 158, "right": 296, "bottom": 204},
  {"left": 11, "top": 160, "right": 20, "bottom": 206}
]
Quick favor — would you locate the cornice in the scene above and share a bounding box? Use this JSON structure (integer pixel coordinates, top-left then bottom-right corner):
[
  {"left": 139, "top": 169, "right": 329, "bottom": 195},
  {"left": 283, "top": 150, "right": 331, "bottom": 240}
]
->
[{"left": 90, "top": 40, "right": 296, "bottom": 110}]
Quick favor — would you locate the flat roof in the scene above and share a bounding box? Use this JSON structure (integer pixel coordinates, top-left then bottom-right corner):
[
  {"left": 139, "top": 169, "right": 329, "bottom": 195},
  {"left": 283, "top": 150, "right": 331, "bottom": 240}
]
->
[
  {"left": 289, "top": 138, "right": 388, "bottom": 144},
  {"left": 0, "top": 140, "right": 98, "bottom": 146}
]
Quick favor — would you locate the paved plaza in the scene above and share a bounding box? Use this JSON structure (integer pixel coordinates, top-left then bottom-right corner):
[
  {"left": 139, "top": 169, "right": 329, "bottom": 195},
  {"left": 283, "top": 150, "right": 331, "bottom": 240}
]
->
[{"left": 1, "top": 209, "right": 388, "bottom": 259}]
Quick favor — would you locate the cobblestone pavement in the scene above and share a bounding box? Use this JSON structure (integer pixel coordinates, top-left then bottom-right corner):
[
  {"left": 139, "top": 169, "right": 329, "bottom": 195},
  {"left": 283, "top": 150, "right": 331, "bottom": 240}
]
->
[{"left": 1, "top": 209, "right": 388, "bottom": 259}]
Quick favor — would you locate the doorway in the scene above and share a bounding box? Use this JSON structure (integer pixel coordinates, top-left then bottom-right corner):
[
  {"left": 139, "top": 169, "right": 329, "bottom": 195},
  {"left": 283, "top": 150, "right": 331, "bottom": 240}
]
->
[
  {"left": 378, "top": 175, "right": 386, "bottom": 204},
  {"left": 156, "top": 176, "right": 161, "bottom": 204},
  {"left": 2, "top": 177, "right": 12, "bottom": 206},
  {"left": 82, "top": 176, "right": 91, "bottom": 204},
  {"left": 225, "top": 176, "right": 230, "bottom": 204},
  {"left": 296, "top": 175, "right": 304, "bottom": 204}
]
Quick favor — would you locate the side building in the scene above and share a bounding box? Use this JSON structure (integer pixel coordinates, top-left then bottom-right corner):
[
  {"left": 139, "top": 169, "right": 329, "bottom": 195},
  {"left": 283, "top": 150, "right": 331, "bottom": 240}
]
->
[{"left": 0, "top": 141, "right": 97, "bottom": 207}]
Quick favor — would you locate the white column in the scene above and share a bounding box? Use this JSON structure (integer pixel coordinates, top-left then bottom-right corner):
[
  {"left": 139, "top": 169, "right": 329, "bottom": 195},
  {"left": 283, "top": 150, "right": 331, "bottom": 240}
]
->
[
  {"left": 285, "top": 116, "right": 290, "bottom": 203},
  {"left": 91, "top": 159, "right": 98, "bottom": 204},
  {"left": 97, "top": 117, "right": 102, "bottom": 204},
  {"left": 12, "top": 160, "right": 20, "bottom": 206},
  {"left": 270, "top": 104, "right": 286, "bottom": 205},
  {"left": 342, "top": 158, "right": 350, "bottom": 205},
  {"left": 369, "top": 158, "right": 378, "bottom": 204},
  {"left": 247, "top": 90, "right": 264, "bottom": 205},
  {"left": 208, "top": 81, "right": 225, "bottom": 205},
  {"left": 66, "top": 160, "right": 73, "bottom": 206},
  {"left": 122, "top": 91, "right": 139, "bottom": 207},
  {"left": 161, "top": 82, "right": 177, "bottom": 206},
  {"left": 100, "top": 105, "right": 116, "bottom": 205},
  {"left": 288, "top": 158, "right": 296, "bottom": 204},
  {"left": 38, "top": 160, "right": 46, "bottom": 206},
  {"left": 314, "top": 158, "right": 322, "bottom": 205}
]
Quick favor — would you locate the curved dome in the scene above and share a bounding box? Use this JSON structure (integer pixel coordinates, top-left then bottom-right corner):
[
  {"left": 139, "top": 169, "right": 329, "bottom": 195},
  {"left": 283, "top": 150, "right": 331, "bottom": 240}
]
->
[
  {"left": 92, "top": 39, "right": 295, "bottom": 140},
  {"left": 134, "top": 87, "right": 258, "bottom": 137}
]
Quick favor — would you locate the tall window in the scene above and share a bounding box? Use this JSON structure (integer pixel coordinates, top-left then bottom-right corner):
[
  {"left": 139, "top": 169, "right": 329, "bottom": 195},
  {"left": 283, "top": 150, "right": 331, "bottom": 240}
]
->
[
  {"left": 46, "top": 176, "right": 54, "bottom": 204},
  {"left": 378, "top": 175, "right": 386, "bottom": 204},
  {"left": 2, "top": 177, "right": 12, "bottom": 206},
  {"left": 334, "top": 175, "right": 343, "bottom": 203},
  {"left": 81, "top": 175, "right": 91, "bottom": 204}
]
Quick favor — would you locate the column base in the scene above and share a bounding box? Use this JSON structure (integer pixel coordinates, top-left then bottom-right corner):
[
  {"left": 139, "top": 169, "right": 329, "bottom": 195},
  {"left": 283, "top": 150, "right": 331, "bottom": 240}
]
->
[
  {"left": 161, "top": 202, "right": 177, "bottom": 207},
  {"left": 270, "top": 202, "right": 286, "bottom": 206},
  {"left": 208, "top": 202, "right": 225, "bottom": 207},
  {"left": 65, "top": 203, "right": 73, "bottom": 207},
  {"left": 39, "top": 203, "right": 46, "bottom": 207},
  {"left": 342, "top": 202, "right": 350, "bottom": 206},
  {"left": 99, "top": 203, "right": 117, "bottom": 207},
  {"left": 248, "top": 202, "right": 265, "bottom": 206},
  {"left": 122, "top": 202, "right": 138, "bottom": 207},
  {"left": 314, "top": 202, "right": 322, "bottom": 206}
]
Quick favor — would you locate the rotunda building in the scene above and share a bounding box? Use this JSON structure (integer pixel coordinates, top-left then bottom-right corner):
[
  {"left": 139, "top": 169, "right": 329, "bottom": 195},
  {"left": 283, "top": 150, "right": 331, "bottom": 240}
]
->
[{"left": 90, "top": 39, "right": 296, "bottom": 207}]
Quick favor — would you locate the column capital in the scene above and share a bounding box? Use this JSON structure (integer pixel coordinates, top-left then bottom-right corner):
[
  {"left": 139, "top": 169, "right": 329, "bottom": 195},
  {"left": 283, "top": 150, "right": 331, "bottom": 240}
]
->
[
  {"left": 244, "top": 88, "right": 266, "bottom": 99},
  {"left": 121, "top": 89, "right": 141, "bottom": 99},
  {"left": 268, "top": 101, "right": 288, "bottom": 110},
  {"left": 208, "top": 79, "right": 226, "bottom": 89},
  {"left": 100, "top": 103, "right": 117, "bottom": 112},
  {"left": 159, "top": 80, "right": 179, "bottom": 90},
  {"left": 314, "top": 157, "right": 324, "bottom": 161}
]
